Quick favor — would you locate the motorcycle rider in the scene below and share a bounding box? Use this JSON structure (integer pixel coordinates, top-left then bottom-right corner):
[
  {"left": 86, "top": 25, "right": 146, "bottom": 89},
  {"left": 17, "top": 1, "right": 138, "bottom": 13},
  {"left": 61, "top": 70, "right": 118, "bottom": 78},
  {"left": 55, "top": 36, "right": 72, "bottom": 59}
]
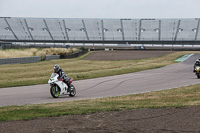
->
[
  {"left": 193, "top": 59, "right": 200, "bottom": 72},
  {"left": 54, "top": 64, "right": 71, "bottom": 90}
]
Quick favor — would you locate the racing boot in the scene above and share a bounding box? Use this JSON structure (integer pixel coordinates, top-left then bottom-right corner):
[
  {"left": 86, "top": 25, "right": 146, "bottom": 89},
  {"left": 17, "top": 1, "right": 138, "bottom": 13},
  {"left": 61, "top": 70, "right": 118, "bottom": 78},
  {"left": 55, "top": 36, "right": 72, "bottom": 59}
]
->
[{"left": 66, "top": 82, "right": 71, "bottom": 92}]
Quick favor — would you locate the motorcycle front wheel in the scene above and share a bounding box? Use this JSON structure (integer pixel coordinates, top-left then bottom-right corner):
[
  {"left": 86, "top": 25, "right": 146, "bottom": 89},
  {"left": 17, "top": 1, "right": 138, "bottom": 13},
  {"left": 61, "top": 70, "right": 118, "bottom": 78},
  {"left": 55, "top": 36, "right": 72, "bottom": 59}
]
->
[
  {"left": 198, "top": 74, "right": 200, "bottom": 79},
  {"left": 50, "top": 85, "right": 60, "bottom": 98},
  {"left": 69, "top": 84, "right": 76, "bottom": 97}
]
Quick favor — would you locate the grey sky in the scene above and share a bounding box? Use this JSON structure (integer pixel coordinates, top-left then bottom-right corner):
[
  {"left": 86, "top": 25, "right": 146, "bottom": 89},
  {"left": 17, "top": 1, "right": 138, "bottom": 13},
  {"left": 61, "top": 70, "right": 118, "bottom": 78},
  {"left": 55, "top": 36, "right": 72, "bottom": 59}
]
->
[{"left": 0, "top": 0, "right": 199, "bottom": 18}]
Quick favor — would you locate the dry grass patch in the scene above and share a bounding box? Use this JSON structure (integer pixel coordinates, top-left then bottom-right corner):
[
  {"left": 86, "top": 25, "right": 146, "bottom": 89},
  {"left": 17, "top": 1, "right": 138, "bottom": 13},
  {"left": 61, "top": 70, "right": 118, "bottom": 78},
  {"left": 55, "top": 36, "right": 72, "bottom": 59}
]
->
[
  {"left": 0, "top": 48, "right": 37, "bottom": 58},
  {"left": 0, "top": 48, "right": 79, "bottom": 58}
]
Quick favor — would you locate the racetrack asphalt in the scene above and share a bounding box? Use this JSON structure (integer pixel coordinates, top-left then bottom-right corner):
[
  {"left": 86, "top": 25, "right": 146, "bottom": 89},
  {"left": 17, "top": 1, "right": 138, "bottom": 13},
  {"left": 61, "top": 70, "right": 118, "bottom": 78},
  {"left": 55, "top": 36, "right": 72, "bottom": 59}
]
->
[{"left": 0, "top": 54, "right": 199, "bottom": 107}]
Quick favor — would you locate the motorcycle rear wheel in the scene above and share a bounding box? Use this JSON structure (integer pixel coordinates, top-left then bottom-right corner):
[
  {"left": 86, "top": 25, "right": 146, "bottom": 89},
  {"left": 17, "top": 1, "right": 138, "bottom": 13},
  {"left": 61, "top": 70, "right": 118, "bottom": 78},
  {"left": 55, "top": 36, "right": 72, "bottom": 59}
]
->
[
  {"left": 69, "top": 85, "right": 76, "bottom": 97},
  {"left": 50, "top": 85, "right": 60, "bottom": 98}
]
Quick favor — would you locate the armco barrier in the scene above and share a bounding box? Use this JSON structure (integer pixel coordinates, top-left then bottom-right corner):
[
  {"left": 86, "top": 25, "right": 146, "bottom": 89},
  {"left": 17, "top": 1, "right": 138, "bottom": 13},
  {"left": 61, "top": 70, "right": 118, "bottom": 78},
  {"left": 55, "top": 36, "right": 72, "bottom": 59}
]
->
[
  {"left": 45, "top": 55, "right": 60, "bottom": 61},
  {"left": 0, "top": 56, "right": 41, "bottom": 65}
]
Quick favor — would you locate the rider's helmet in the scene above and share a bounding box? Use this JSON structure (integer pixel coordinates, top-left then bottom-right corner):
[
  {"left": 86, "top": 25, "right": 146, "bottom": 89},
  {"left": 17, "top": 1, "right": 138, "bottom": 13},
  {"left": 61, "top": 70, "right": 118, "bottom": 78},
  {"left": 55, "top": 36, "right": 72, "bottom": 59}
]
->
[{"left": 54, "top": 64, "right": 60, "bottom": 73}]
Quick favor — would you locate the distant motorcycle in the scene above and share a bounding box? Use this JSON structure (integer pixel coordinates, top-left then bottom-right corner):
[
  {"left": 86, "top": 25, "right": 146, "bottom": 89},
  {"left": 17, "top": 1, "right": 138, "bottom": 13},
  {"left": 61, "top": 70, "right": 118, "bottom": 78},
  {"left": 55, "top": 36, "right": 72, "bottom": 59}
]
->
[
  {"left": 48, "top": 73, "right": 76, "bottom": 98},
  {"left": 195, "top": 66, "right": 200, "bottom": 79}
]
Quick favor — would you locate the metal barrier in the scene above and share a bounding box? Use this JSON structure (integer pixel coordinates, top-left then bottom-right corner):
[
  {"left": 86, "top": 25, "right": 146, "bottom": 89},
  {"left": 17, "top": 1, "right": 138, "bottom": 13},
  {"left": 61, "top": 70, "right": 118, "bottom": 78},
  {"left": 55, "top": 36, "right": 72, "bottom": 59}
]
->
[
  {"left": 45, "top": 55, "right": 60, "bottom": 61},
  {"left": 0, "top": 50, "right": 87, "bottom": 65},
  {"left": 0, "top": 56, "right": 41, "bottom": 65}
]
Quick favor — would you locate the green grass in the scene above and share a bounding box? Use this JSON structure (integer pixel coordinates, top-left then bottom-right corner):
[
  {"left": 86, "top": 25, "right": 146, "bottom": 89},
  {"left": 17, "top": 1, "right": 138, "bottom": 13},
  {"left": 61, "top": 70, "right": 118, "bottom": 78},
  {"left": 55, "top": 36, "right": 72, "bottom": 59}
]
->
[
  {"left": 1, "top": 83, "right": 200, "bottom": 121},
  {"left": 0, "top": 51, "right": 197, "bottom": 88},
  {"left": 0, "top": 51, "right": 200, "bottom": 121}
]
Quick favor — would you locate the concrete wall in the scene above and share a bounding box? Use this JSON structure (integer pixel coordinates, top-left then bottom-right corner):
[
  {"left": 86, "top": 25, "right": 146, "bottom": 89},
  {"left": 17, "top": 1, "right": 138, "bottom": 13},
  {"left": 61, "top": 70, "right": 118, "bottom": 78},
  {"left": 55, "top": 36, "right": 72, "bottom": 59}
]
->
[{"left": 0, "top": 56, "right": 41, "bottom": 65}]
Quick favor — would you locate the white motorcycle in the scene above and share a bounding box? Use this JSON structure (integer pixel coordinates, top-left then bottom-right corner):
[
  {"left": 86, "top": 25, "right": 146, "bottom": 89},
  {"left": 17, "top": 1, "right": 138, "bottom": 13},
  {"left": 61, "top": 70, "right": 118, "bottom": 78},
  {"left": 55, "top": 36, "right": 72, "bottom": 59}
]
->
[{"left": 48, "top": 73, "right": 76, "bottom": 98}]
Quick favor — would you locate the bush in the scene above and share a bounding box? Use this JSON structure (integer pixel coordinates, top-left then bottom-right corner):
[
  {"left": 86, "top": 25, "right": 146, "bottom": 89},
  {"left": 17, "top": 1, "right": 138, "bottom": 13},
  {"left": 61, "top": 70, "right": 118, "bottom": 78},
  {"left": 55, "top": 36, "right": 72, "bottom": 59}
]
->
[{"left": 80, "top": 47, "right": 87, "bottom": 51}]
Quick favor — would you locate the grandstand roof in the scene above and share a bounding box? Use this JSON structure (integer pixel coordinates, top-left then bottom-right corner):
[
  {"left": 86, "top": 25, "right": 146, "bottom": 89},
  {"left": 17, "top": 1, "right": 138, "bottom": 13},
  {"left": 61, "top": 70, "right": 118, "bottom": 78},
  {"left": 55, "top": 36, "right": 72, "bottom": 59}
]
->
[{"left": 0, "top": 17, "right": 200, "bottom": 44}]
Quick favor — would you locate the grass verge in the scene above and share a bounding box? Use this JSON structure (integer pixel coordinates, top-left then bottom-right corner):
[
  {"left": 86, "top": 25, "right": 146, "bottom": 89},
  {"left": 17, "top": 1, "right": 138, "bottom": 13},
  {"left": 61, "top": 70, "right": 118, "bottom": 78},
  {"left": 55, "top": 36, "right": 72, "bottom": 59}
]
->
[
  {"left": 0, "top": 48, "right": 79, "bottom": 58},
  {"left": 1, "top": 83, "right": 200, "bottom": 121},
  {"left": 0, "top": 51, "right": 198, "bottom": 88}
]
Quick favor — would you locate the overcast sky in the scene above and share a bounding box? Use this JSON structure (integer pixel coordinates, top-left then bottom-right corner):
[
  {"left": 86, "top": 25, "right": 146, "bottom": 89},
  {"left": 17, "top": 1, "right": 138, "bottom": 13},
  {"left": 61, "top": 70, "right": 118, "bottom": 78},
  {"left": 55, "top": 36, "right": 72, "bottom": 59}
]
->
[{"left": 0, "top": 0, "right": 199, "bottom": 19}]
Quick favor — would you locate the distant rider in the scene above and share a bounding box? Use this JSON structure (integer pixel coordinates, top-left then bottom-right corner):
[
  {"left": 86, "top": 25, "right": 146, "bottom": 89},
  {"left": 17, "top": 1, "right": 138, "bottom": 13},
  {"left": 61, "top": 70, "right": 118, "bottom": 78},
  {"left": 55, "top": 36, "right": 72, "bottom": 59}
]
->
[
  {"left": 193, "top": 59, "right": 200, "bottom": 72},
  {"left": 54, "top": 64, "right": 71, "bottom": 90}
]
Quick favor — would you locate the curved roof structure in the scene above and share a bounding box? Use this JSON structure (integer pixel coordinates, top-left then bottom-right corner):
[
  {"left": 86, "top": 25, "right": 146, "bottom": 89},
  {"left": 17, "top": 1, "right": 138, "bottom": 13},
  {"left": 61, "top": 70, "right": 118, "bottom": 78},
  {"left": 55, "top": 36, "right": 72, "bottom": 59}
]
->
[{"left": 0, "top": 17, "right": 200, "bottom": 44}]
